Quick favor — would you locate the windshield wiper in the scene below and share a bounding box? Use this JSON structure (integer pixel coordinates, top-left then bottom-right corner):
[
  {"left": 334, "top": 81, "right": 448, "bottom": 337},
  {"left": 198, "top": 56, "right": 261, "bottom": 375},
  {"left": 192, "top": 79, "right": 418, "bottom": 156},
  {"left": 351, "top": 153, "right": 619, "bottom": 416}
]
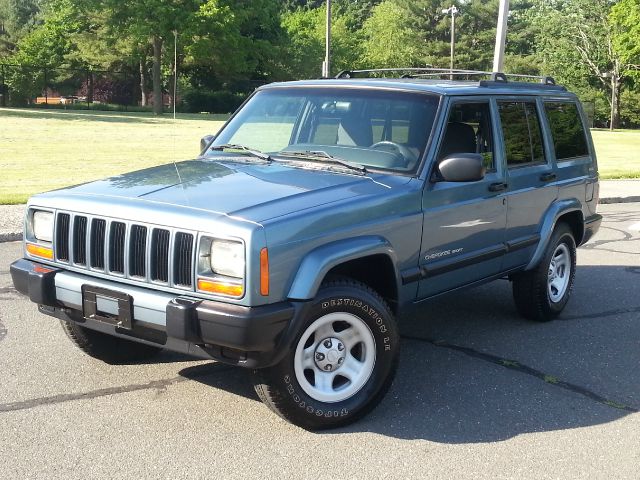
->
[
  {"left": 276, "top": 150, "right": 366, "bottom": 174},
  {"left": 209, "top": 144, "right": 272, "bottom": 162}
]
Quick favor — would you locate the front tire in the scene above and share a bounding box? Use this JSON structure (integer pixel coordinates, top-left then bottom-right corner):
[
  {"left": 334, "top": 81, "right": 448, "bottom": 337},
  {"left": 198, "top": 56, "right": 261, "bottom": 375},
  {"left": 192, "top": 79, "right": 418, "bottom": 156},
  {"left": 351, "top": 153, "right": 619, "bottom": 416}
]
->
[
  {"left": 60, "top": 320, "right": 162, "bottom": 364},
  {"left": 252, "top": 279, "right": 399, "bottom": 430},
  {"left": 512, "top": 223, "right": 577, "bottom": 322}
]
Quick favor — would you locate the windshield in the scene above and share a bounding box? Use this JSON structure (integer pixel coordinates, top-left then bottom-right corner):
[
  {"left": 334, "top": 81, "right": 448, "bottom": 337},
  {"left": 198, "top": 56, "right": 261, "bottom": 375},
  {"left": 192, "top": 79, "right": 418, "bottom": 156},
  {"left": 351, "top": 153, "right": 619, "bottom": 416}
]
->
[{"left": 207, "top": 87, "right": 440, "bottom": 173}]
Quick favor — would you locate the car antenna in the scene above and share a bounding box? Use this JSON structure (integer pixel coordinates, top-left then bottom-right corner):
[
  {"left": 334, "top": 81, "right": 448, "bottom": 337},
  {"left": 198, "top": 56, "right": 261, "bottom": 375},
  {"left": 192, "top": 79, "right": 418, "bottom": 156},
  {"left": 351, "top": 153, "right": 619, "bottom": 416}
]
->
[{"left": 171, "top": 113, "right": 190, "bottom": 206}]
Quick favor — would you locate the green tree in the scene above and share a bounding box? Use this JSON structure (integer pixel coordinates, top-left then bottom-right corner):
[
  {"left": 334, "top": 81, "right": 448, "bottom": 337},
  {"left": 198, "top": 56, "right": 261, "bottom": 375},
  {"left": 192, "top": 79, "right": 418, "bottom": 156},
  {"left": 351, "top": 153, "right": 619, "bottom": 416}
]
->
[
  {"left": 92, "top": 0, "right": 200, "bottom": 114},
  {"left": 610, "top": 0, "right": 640, "bottom": 78},
  {"left": 361, "top": 1, "right": 419, "bottom": 68},
  {"left": 6, "top": 0, "right": 83, "bottom": 103},
  {"left": 387, "top": 0, "right": 502, "bottom": 71},
  {"left": 0, "top": 0, "right": 43, "bottom": 58},
  {"left": 533, "top": 0, "right": 628, "bottom": 129},
  {"left": 281, "top": 5, "right": 362, "bottom": 78}
]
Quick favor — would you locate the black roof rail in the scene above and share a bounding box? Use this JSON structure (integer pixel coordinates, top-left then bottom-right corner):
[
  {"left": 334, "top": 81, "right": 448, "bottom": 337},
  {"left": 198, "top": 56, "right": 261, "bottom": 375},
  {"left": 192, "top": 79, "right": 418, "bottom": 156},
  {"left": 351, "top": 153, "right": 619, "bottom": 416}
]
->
[
  {"left": 334, "top": 67, "right": 563, "bottom": 88},
  {"left": 335, "top": 67, "right": 434, "bottom": 79}
]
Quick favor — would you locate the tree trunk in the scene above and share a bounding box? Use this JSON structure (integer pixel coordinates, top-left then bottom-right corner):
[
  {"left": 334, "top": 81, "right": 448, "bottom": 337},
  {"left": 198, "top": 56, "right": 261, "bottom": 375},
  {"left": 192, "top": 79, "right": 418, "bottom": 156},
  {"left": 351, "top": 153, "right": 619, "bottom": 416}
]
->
[
  {"left": 609, "top": 76, "right": 620, "bottom": 131},
  {"left": 152, "top": 35, "right": 163, "bottom": 115},
  {"left": 139, "top": 59, "right": 147, "bottom": 107}
]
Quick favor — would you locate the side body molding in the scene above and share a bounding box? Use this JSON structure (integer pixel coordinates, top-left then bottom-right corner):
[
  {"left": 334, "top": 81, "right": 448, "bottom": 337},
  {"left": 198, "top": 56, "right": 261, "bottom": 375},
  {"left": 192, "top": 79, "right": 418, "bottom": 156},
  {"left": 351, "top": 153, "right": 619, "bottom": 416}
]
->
[
  {"left": 525, "top": 198, "right": 583, "bottom": 271},
  {"left": 287, "top": 236, "right": 399, "bottom": 300}
]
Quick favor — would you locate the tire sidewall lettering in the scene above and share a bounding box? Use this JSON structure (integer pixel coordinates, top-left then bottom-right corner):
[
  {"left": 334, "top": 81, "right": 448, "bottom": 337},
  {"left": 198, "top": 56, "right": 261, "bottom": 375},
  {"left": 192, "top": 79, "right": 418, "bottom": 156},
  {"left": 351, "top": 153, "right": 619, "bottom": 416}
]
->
[
  {"left": 284, "top": 373, "right": 350, "bottom": 418},
  {"left": 321, "top": 296, "right": 392, "bottom": 342}
]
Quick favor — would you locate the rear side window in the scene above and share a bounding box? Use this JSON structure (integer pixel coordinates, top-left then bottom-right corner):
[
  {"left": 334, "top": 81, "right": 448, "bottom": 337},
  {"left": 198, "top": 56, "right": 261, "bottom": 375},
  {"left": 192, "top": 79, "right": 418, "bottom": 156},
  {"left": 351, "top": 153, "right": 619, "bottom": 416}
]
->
[
  {"left": 544, "top": 102, "right": 589, "bottom": 160},
  {"left": 498, "top": 101, "right": 546, "bottom": 167}
]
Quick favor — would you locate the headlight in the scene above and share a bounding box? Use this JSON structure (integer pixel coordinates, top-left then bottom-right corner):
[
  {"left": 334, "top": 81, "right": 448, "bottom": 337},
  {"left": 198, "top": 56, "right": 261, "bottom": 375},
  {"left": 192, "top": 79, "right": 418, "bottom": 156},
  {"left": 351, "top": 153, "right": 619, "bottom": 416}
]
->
[
  {"left": 33, "top": 211, "right": 53, "bottom": 243},
  {"left": 210, "top": 239, "right": 245, "bottom": 278}
]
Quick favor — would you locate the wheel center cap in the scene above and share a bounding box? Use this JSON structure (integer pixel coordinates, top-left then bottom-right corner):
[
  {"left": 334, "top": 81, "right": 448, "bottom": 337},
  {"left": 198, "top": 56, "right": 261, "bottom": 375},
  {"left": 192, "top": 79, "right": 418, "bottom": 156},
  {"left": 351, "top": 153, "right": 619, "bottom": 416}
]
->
[{"left": 314, "top": 337, "right": 346, "bottom": 372}]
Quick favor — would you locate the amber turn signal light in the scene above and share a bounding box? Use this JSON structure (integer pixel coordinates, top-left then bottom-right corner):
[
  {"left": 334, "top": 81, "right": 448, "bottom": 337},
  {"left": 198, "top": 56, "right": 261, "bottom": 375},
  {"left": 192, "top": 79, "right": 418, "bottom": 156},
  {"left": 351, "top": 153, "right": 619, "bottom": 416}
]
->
[
  {"left": 197, "top": 278, "right": 243, "bottom": 297},
  {"left": 26, "top": 243, "right": 53, "bottom": 260},
  {"left": 260, "top": 248, "right": 269, "bottom": 296}
]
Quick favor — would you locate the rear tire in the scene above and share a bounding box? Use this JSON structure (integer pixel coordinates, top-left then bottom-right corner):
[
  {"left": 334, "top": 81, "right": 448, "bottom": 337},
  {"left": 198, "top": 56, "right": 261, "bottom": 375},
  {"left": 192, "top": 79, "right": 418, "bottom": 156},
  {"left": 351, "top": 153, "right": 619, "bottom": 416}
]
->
[
  {"left": 60, "top": 320, "right": 162, "bottom": 364},
  {"left": 512, "top": 223, "right": 577, "bottom": 322},
  {"left": 251, "top": 279, "right": 399, "bottom": 430}
]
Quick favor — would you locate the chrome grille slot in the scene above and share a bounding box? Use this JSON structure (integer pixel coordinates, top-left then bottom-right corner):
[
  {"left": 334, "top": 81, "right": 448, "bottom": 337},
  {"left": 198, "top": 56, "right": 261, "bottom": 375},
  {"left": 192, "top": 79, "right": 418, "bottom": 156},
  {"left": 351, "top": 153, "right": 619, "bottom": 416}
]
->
[
  {"left": 151, "top": 229, "right": 170, "bottom": 283},
  {"left": 90, "top": 219, "right": 106, "bottom": 270},
  {"left": 173, "top": 232, "right": 194, "bottom": 287},
  {"left": 129, "top": 225, "right": 147, "bottom": 278},
  {"left": 72, "top": 216, "right": 88, "bottom": 265},
  {"left": 56, "top": 213, "right": 70, "bottom": 261},
  {"left": 109, "top": 221, "right": 126, "bottom": 274}
]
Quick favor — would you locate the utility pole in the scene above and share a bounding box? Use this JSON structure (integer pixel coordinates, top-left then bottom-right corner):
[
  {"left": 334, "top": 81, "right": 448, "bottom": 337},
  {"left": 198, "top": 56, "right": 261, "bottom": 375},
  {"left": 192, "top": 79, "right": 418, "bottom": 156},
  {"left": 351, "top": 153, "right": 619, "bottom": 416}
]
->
[
  {"left": 492, "top": 0, "right": 510, "bottom": 72},
  {"left": 322, "top": 0, "right": 331, "bottom": 78},
  {"left": 442, "top": 6, "right": 459, "bottom": 79}
]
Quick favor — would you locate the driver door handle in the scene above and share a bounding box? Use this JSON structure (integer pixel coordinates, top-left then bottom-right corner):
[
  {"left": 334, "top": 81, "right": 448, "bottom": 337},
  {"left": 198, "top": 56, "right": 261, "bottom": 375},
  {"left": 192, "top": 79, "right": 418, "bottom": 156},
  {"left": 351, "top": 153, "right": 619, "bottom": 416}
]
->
[
  {"left": 540, "top": 172, "right": 557, "bottom": 182},
  {"left": 489, "top": 182, "right": 508, "bottom": 192}
]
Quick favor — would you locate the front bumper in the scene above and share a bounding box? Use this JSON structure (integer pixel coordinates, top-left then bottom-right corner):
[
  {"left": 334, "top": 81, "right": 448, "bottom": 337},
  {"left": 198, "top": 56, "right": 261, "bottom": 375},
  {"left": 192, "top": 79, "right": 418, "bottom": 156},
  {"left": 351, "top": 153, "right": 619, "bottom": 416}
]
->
[{"left": 10, "top": 258, "right": 303, "bottom": 368}]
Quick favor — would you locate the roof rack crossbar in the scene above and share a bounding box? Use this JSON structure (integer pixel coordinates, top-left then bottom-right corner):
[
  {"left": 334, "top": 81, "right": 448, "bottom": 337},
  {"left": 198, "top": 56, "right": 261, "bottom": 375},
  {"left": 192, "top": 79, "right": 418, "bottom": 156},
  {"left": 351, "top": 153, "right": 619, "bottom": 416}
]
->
[{"left": 334, "top": 68, "right": 557, "bottom": 86}]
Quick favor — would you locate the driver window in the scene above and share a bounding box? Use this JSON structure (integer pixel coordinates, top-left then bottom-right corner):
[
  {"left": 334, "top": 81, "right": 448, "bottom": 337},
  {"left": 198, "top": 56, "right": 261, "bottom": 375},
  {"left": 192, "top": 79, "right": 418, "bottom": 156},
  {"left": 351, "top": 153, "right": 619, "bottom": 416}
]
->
[{"left": 438, "top": 102, "right": 495, "bottom": 171}]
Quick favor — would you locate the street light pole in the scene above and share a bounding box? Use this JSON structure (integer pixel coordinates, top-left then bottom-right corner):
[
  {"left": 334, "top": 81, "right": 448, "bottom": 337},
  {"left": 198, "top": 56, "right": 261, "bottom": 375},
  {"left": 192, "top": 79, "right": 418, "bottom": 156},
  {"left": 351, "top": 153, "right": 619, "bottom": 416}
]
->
[
  {"left": 322, "top": 0, "right": 332, "bottom": 78},
  {"left": 492, "top": 0, "right": 510, "bottom": 73},
  {"left": 442, "top": 6, "right": 459, "bottom": 79}
]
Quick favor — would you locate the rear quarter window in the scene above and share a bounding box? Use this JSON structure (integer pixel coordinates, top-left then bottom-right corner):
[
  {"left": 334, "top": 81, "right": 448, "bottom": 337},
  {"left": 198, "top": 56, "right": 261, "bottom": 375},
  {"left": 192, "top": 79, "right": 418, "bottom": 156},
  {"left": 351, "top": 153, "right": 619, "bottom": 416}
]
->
[{"left": 544, "top": 102, "right": 589, "bottom": 160}]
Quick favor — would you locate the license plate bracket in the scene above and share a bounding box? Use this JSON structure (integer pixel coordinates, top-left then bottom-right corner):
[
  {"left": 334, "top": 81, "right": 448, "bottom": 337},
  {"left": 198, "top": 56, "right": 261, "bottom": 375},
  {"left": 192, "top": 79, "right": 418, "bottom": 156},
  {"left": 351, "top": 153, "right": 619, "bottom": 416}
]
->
[{"left": 82, "top": 285, "right": 133, "bottom": 330}]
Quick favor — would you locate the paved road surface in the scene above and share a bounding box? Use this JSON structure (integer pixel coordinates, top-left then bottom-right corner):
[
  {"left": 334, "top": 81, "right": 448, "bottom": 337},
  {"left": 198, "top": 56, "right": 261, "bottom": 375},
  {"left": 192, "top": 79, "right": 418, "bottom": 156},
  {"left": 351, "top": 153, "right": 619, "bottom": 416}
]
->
[{"left": 0, "top": 203, "right": 638, "bottom": 479}]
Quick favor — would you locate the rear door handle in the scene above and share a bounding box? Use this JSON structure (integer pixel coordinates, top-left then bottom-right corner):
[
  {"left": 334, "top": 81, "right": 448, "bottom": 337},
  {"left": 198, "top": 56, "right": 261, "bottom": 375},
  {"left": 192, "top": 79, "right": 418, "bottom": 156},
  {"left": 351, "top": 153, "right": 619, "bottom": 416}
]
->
[
  {"left": 540, "top": 172, "right": 557, "bottom": 182},
  {"left": 489, "top": 182, "right": 508, "bottom": 192}
]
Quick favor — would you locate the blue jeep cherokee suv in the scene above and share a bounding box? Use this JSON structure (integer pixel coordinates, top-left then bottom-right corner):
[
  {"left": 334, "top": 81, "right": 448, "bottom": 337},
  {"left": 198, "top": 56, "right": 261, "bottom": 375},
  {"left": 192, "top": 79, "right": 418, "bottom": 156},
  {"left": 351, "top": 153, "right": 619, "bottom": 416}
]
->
[{"left": 11, "top": 69, "right": 602, "bottom": 429}]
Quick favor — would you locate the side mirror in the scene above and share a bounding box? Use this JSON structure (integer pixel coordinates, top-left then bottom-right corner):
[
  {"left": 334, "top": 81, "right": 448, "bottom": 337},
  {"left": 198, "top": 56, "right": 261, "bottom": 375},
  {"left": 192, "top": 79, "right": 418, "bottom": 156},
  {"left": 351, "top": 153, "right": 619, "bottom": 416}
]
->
[
  {"left": 200, "top": 135, "right": 216, "bottom": 154},
  {"left": 437, "top": 153, "right": 486, "bottom": 182}
]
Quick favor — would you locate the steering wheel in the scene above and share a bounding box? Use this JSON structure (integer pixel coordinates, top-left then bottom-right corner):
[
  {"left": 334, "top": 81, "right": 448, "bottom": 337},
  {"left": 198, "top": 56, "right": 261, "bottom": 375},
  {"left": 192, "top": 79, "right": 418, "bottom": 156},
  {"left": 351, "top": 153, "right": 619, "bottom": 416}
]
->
[{"left": 369, "top": 141, "right": 414, "bottom": 167}]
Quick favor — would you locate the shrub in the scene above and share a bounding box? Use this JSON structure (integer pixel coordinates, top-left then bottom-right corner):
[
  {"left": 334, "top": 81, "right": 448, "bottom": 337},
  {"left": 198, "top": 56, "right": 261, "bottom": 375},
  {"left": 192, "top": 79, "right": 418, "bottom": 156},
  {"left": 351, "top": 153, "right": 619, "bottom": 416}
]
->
[{"left": 181, "top": 90, "right": 247, "bottom": 114}]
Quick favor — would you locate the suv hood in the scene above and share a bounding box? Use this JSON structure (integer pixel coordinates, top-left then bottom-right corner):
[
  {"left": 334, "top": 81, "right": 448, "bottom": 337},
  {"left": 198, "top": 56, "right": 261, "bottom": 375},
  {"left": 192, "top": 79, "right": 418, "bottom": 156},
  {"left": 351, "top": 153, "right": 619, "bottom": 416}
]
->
[{"left": 47, "top": 159, "right": 406, "bottom": 222}]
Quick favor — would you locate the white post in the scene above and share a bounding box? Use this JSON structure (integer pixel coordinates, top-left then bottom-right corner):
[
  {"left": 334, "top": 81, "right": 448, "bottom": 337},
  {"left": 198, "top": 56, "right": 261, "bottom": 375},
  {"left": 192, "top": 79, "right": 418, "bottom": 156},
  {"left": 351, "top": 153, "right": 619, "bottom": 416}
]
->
[
  {"left": 442, "top": 6, "right": 459, "bottom": 80},
  {"left": 323, "top": 0, "right": 332, "bottom": 78},
  {"left": 173, "top": 30, "right": 178, "bottom": 120},
  {"left": 492, "top": 0, "right": 510, "bottom": 73}
]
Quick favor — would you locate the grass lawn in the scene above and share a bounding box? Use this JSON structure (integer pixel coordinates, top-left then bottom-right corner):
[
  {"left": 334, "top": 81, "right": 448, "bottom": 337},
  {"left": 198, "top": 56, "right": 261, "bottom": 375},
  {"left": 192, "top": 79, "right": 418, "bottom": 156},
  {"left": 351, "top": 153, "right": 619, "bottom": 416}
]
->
[
  {"left": 1, "top": 108, "right": 638, "bottom": 204},
  {"left": 591, "top": 129, "right": 640, "bottom": 179},
  {"left": 0, "top": 108, "right": 226, "bottom": 204}
]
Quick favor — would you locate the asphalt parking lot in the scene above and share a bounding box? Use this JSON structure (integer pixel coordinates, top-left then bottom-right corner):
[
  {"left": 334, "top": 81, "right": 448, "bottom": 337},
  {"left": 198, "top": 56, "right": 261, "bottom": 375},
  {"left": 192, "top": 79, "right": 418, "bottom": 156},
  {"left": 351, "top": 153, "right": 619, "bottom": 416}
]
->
[{"left": 0, "top": 202, "right": 638, "bottom": 479}]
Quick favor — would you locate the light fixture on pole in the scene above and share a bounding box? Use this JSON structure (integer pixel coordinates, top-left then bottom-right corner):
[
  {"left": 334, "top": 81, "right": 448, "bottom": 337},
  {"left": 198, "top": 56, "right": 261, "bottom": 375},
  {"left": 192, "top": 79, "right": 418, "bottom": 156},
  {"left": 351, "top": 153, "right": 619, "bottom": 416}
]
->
[
  {"left": 322, "top": 0, "right": 332, "bottom": 78},
  {"left": 492, "top": 0, "right": 509, "bottom": 73},
  {"left": 442, "top": 5, "right": 459, "bottom": 79}
]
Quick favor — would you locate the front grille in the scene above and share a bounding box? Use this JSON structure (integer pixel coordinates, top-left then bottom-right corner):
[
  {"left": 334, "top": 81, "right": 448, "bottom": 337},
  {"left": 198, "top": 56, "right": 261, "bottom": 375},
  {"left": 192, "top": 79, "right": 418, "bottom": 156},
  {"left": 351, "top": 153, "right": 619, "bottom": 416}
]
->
[
  {"left": 129, "top": 225, "right": 147, "bottom": 278},
  {"left": 54, "top": 212, "right": 195, "bottom": 290},
  {"left": 109, "top": 222, "right": 126, "bottom": 274},
  {"left": 174, "top": 232, "right": 194, "bottom": 287},
  {"left": 90, "top": 219, "right": 106, "bottom": 269},
  {"left": 151, "top": 229, "right": 170, "bottom": 283},
  {"left": 73, "top": 216, "right": 88, "bottom": 265},
  {"left": 56, "top": 213, "right": 70, "bottom": 261}
]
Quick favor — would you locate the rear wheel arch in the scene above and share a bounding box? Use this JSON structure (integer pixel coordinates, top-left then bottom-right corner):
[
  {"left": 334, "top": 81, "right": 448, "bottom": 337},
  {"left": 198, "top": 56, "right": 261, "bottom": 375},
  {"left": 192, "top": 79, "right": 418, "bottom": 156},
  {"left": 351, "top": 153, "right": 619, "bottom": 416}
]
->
[
  {"left": 525, "top": 200, "right": 583, "bottom": 271},
  {"left": 556, "top": 210, "right": 584, "bottom": 246}
]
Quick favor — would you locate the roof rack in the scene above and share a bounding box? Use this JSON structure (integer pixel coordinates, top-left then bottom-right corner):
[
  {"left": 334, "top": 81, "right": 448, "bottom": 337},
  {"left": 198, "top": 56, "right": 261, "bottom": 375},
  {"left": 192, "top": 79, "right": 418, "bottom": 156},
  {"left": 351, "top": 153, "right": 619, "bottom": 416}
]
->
[{"left": 334, "top": 68, "right": 558, "bottom": 86}]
